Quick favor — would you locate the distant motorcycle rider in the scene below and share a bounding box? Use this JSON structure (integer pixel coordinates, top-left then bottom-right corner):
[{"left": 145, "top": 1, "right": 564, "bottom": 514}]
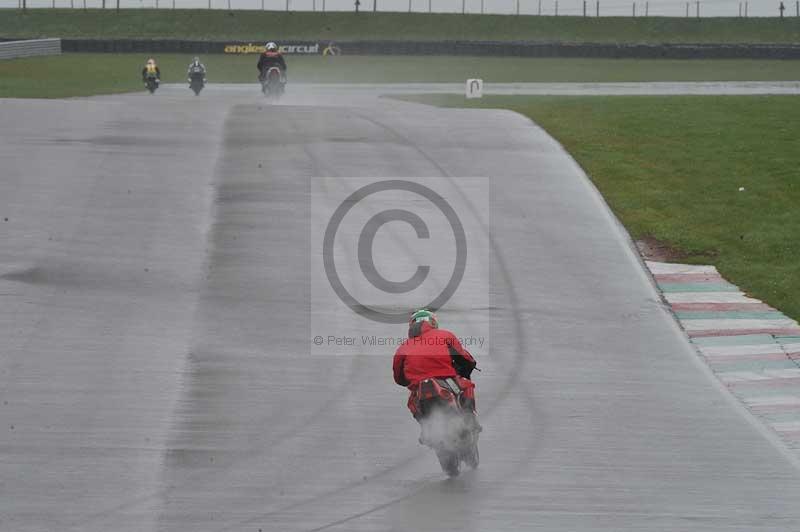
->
[
  {"left": 393, "top": 309, "right": 480, "bottom": 444},
  {"left": 186, "top": 56, "right": 207, "bottom": 83},
  {"left": 257, "top": 42, "right": 287, "bottom": 82},
  {"left": 141, "top": 57, "right": 160, "bottom": 85}
]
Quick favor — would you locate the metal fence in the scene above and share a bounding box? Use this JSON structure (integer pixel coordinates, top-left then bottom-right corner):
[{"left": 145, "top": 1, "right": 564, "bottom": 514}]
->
[
  {"left": 0, "top": 38, "right": 61, "bottom": 58},
  {"left": 1, "top": 0, "right": 795, "bottom": 16}
]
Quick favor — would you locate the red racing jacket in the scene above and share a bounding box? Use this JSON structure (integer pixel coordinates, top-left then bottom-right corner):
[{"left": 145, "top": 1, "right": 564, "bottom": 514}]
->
[
  {"left": 257, "top": 51, "right": 287, "bottom": 75},
  {"left": 392, "top": 321, "right": 477, "bottom": 387}
]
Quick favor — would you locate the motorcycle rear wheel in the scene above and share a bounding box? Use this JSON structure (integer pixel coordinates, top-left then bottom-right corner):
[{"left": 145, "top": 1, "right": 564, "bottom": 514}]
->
[
  {"left": 463, "top": 443, "right": 479, "bottom": 469},
  {"left": 436, "top": 449, "right": 460, "bottom": 477}
]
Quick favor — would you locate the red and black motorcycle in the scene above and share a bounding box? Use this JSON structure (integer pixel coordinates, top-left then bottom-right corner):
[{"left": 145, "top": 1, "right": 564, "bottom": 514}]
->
[
  {"left": 408, "top": 375, "right": 480, "bottom": 477},
  {"left": 260, "top": 66, "right": 285, "bottom": 100}
]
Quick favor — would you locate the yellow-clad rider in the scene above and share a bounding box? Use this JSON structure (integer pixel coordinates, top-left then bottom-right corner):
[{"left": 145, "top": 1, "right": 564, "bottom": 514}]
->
[{"left": 141, "top": 57, "right": 161, "bottom": 86}]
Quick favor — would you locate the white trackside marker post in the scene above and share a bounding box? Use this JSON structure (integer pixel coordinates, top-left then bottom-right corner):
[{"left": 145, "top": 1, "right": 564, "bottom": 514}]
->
[{"left": 466, "top": 79, "right": 483, "bottom": 99}]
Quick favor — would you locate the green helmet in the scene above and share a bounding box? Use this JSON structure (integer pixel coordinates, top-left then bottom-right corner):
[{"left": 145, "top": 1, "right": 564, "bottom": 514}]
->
[{"left": 409, "top": 308, "right": 438, "bottom": 329}]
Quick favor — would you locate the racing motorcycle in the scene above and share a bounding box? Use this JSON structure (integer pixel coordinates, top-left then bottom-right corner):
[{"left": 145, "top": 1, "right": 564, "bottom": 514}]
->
[
  {"left": 260, "top": 66, "right": 285, "bottom": 100},
  {"left": 188, "top": 67, "right": 206, "bottom": 96},
  {"left": 408, "top": 375, "right": 480, "bottom": 477},
  {"left": 144, "top": 73, "right": 159, "bottom": 95}
]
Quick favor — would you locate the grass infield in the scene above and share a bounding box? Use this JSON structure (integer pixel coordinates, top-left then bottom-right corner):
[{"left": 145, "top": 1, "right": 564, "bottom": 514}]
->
[
  {"left": 2, "top": 53, "right": 800, "bottom": 98},
  {"left": 398, "top": 93, "right": 800, "bottom": 321},
  {"left": 1, "top": 10, "right": 800, "bottom": 43}
]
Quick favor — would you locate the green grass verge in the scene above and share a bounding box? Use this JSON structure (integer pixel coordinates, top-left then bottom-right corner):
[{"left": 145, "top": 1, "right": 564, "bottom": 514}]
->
[
  {"left": 2, "top": 10, "right": 800, "bottom": 43},
  {"left": 398, "top": 93, "right": 800, "bottom": 320},
  {"left": 3, "top": 53, "right": 800, "bottom": 98}
]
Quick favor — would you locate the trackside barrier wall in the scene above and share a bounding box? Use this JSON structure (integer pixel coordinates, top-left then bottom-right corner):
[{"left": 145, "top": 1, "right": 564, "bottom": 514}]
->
[
  {"left": 59, "top": 39, "right": 800, "bottom": 58},
  {"left": 0, "top": 38, "right": 61, "bottom": 59}
]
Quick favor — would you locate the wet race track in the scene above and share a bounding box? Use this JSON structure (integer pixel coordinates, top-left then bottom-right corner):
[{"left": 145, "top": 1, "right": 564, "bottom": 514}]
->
[{"left": 3, "top": 84, "right": 800, "bottom": 531}]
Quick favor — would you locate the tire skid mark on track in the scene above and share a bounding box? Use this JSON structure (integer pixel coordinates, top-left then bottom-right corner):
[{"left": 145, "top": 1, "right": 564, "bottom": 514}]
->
[{"left": 304, "top": 484, "right": 438, "bottom": 532}]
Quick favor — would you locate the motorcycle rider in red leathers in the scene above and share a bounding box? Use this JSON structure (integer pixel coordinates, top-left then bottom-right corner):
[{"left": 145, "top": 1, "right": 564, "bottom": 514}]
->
[
  {"left": 393, "top": 309, "right": 481, "bottom": 445},
  {"left": 257, "top": 42, "right": 287, "bottom": 83}
]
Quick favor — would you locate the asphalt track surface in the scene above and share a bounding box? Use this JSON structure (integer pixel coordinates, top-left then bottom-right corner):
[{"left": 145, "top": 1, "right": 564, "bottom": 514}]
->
[{"left": 3, "top": 84, "right": 800, "bottom": 532}]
